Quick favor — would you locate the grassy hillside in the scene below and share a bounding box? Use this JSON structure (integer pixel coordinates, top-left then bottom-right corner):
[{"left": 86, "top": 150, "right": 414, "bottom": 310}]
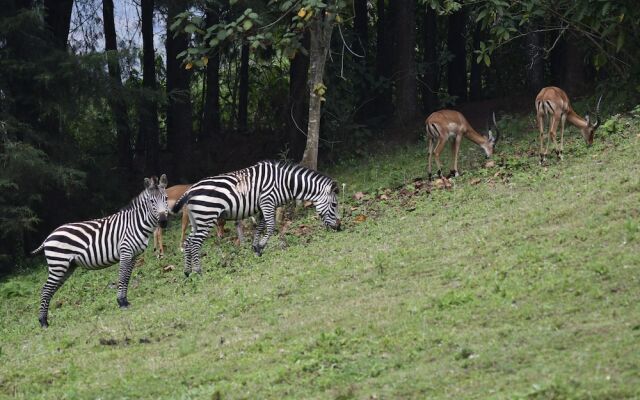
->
[{"left": 1, "top": 108, "right": 640, "bottom": 399}]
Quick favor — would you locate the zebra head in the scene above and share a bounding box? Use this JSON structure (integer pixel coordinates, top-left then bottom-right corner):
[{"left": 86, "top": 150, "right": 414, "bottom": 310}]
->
[
  {"left": 314, "top": 180, "right": 341, "bottom": 231},
  {"left": 144, "top": 174, "right": 169, "bottom": 228}
]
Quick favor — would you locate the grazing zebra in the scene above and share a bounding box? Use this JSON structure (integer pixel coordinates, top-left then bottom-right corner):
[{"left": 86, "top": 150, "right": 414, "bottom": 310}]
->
[
  {"left": 31, "top": 175, "right": 169, "bottom": 327},
  {"left": 172, "top": 160, "right": 341, "bottom": 276}
]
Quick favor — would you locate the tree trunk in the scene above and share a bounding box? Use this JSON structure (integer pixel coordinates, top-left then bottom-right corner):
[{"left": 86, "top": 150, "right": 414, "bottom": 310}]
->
[
  {"left": 202, "top": 8, "right": 221, "bottom": 150},
  {"left": 238, "top": 42, "right": 250, "bottom": 131},
  {"left": 447, "top": 9, "right": 467, "bottom": 104},
  {"left": 374, "top": 0, "right": 392, "bottom": 117},
  {"left": 469, "top": 25, "right": 483, "bottom": 101},
  {"left": 44, "top": 0, "right": 73, "bottom": 50},
  {"left": 392, "top": 0, "right": 418, "bottom": 125},
  {"left": 139, "top": 0, "right": 159, "bottom": 175},
  {"left": 166, "top": 1, "right": 193, "bottom": 181},
  {"left": 300, "top": 13, "right": 335, "bottom": 171},
  {"left": 354, "top": 0, "right": 368, "bottom": 62},
  {"left": 421, "top": 6, "right": 438, "bottom": 114},
  {"left": 287, "top": 33, "right": 310, "bottom": 161},
  {"left": 525, "top": 23, "right": 545, "bottom": 94},
  {"left": 103, "top": 0, "right": 133, "bottom": 171},
  {"left": 564, "top": 33, "right": 586, "bottom": 94}
]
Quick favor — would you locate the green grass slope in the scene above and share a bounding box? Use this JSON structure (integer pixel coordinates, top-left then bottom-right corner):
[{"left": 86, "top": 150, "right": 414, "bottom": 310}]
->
[{"left": 1, "top": 109, "right": 640, "bottom": 399}]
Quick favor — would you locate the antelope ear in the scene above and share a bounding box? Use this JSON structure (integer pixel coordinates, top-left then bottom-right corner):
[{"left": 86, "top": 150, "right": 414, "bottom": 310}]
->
[
  {"left": 144, "top": 177, "right": 153, "bottom": 189},
  {"left": 488, "top": 129, "right": 495, "bottom": 142},
  {"left": 158, "top": 174, "right": 168, "bottom": 189},
  {"left": 585, "top": 114, "right": 590, "bottom": 125}
]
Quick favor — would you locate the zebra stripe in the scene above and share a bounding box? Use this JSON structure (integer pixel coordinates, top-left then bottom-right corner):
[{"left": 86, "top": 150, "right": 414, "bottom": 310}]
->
[
  {"left": 32, "top": 175, "right": 169, "bottom": 327},
  {"left": 173, "top": 160, "right": 341, "bottom": 275}
]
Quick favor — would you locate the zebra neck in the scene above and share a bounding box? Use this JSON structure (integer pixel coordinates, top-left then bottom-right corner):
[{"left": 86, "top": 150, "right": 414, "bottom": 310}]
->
[{"left": 132, "top": 207, "right": 158, "bottom": 235}]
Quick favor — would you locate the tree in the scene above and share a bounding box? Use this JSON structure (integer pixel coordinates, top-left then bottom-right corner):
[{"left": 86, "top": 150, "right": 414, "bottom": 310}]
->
[
  {"left": 139, "top": 0, "right": 160, "bottom": 175},
  {"left": 525, "top": 22, "right": 544, "bottom": 94},
  {"left": 201, "top": 6, "right": 221, "bottom": 151},
  {"left": 300, "top": 5, "right": 339, "bottom": 170},
  {"left": 392, "top": 0, "right": 419, "bottom": 125},
  {"left": 374, "top": 0, "right": 392, "bottom": 116},
  {"left": 238, "top": 42, "right": 250, "bottom": 131},
  {"left": 103, "top": 0, "right": 133, "bottom": 171},
  {"left": 43, "top": 0, "right": 74, "bottom": 50},
  {"left": 166, "top": 0, "right": 193, "bottom": 181},
  {"left": 421, "top": 6, "right": 438, "bottom": 113},
  {"left": 469, "top": 25, "right": 483, "bottom": 101},
  {"left": 447, "top": 8, "right": 467, "bottom": 103},
  {"left": 287, "top": 33, "right": 310, "bottom": 161}
]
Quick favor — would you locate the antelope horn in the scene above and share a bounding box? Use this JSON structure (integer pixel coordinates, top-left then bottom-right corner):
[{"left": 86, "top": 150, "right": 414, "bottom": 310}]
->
[
  {"left": 491, "top": 112, "right": 500, "bottom": 146},
  {"left": 593, "top": 94, "right": 603, "bottom": 128}
]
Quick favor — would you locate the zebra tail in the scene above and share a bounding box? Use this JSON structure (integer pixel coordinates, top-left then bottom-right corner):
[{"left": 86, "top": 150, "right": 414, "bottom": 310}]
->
[
  {"left": 171, "top": 191, "right": 192, "bottom": 214},
  {"left": 31, "top": 242, "right": 46, "bottom": 255}
]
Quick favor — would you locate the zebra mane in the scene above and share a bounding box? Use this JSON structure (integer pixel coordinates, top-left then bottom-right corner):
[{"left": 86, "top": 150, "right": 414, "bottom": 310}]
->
[{"left": 119, "top": 189, "right": 150, "bottom": 212}]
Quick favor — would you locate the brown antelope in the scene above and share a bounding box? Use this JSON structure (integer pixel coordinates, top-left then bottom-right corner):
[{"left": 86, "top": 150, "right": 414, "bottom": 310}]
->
[
  {"left": 425, "top": 110, "right": 500, "bottom": 180},
  {"left": 535, "top": 86, "right": 602, "bottom": 163},
  {"left": 153, "top": 184, "right": 245, "bottom": 257}
]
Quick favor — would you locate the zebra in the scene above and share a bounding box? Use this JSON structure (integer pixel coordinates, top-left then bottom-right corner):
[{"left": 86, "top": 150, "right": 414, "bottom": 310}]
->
[
  {"left": 172, "top": 160, "right": 341, "bottom": 276},
  {"left": 31, "top": 175, "right": 169, "bottom": 327}
]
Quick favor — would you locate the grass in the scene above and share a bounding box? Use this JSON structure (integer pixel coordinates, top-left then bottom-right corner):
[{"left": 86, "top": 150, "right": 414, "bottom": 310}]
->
[{"left": 1, "top": 107, "right": 640, "bottom": 399}]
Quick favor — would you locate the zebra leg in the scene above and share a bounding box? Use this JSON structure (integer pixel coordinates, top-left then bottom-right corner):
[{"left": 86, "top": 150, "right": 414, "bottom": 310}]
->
[
  {"left": 252, "top": 218, "right": 266, "bottom": 255},
  {"left": 116, "top": 253, "right": 135, "bottom": 308},
  {"left": 255, "top": 204, "right": 276, "bottom": 256},
  {"left": 39, "top": 261, "right": 76, "bottom": 328},
  {"left": 183, "top": 232, "right": 195, "bottom": 277},
  {"left": 186, "top": 222, "right": 214, "bottom": 274}
]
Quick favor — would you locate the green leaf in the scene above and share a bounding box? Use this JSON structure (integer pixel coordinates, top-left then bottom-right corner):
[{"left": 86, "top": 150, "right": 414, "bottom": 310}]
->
[
  {"left": 184, "top": 24, "right": 197, "bottom": 34},
  {"left": 243, "top": 20, "right": 254, "bottom": 31}
]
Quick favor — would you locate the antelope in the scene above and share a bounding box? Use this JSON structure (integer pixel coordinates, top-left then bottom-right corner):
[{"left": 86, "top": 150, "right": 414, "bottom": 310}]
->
[
  {"left": 535, "top": 86, "right": 602, "bottom": 163},
  {"left": 153, "top": 184, "right": 245, "bottom": 257},
  {"left": 425, "top": 110, "right": 500, "bottom": 180}
]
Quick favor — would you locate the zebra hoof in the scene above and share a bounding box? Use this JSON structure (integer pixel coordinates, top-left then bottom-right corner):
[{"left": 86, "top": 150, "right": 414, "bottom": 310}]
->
[
  {"left": 117, "top": 297, "right": 130, "bottom": 308},
  {"left": 184, "top": 271, "right": 191, "bottom": 278},
  {"left": 252, "top": 245, "right": 263, "bottom": 257},
  {"left": 39, "top": 317, "right": 49, "bottom": 328}
]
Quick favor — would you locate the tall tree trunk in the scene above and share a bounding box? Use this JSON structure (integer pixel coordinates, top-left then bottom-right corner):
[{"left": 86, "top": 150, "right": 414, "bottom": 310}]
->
[
  {"left": 421, "top": 6, "right": 438, "bottom": 114},
  {"left": 237, "top": 42, "right": 250, "bottom": 131},
  {"left": 354, "top": 0, "right": 368, "bottom": 62},
  {"left": 447, "top": 9, "right": 467, "bottom": 104},
  {"left": 103, "top": 0, "right": 133, "bottom": 171},
  {"left": 139, "top": 0, "right": 159, "bottom": 175},
  {"left": 300, "top": 12, "right": 335, "bottom": 170},
  {"left": 550, "top": 34, "right": 566, "bottom": 87},
  {"left": 374, "top": 0, "right": 392, "bottom": 117},
  {"left": 287, "top": 33, "right": 310, "bottom": 161},
  {"left": 201, "top": 8, "right": 221, "bottom": 153},
  {"left": 166, "top": 1, "right": 193, "bottom": 181},
  {"left": 392, "top": 0, "right": 418, "bottom": 125},
  {"left": 525, "top": 22, "right": 545, "bottom": 94},
  {"left": 469, "top": 25, "right": 483, "bottom": 101},
  {"left": 44, "top": 0, "right": 73, "bottom": 50},
  {"left": 564, "top": 33, "right": 586, "bottom": 94}
]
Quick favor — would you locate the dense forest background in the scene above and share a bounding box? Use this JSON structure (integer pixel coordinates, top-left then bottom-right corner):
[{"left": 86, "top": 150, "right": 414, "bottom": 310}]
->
[{"left": 1, "top": 0, "right": 639, "bottom": 274}]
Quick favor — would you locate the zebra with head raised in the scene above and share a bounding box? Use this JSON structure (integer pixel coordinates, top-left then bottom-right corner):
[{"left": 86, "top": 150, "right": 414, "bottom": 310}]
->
[
  {"left": 31, "top": 175, "right": 169, "bottom": 327},
  {"left": 172, "top": 160, "right": 341, "bottom": 276}
]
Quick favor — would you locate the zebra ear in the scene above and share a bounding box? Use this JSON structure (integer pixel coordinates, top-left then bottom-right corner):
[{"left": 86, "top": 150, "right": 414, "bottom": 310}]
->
[
  {"left": 144, "top": 177, "right": 153, "bottom": 190},
  {"left": 158, "top": 174, "right": 168, "bottom": 189}
]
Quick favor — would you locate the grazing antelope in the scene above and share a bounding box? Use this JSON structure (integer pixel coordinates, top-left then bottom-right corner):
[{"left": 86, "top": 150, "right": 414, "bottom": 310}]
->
[
  {"left": 153, "top": 184, "right": 245, "bottom": 257},
  {"left": 535, "top": 86, "right": 602, "bottom": 163},
  {"left": 425, "top": 110, "right": 500, "bottom": 180}
]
